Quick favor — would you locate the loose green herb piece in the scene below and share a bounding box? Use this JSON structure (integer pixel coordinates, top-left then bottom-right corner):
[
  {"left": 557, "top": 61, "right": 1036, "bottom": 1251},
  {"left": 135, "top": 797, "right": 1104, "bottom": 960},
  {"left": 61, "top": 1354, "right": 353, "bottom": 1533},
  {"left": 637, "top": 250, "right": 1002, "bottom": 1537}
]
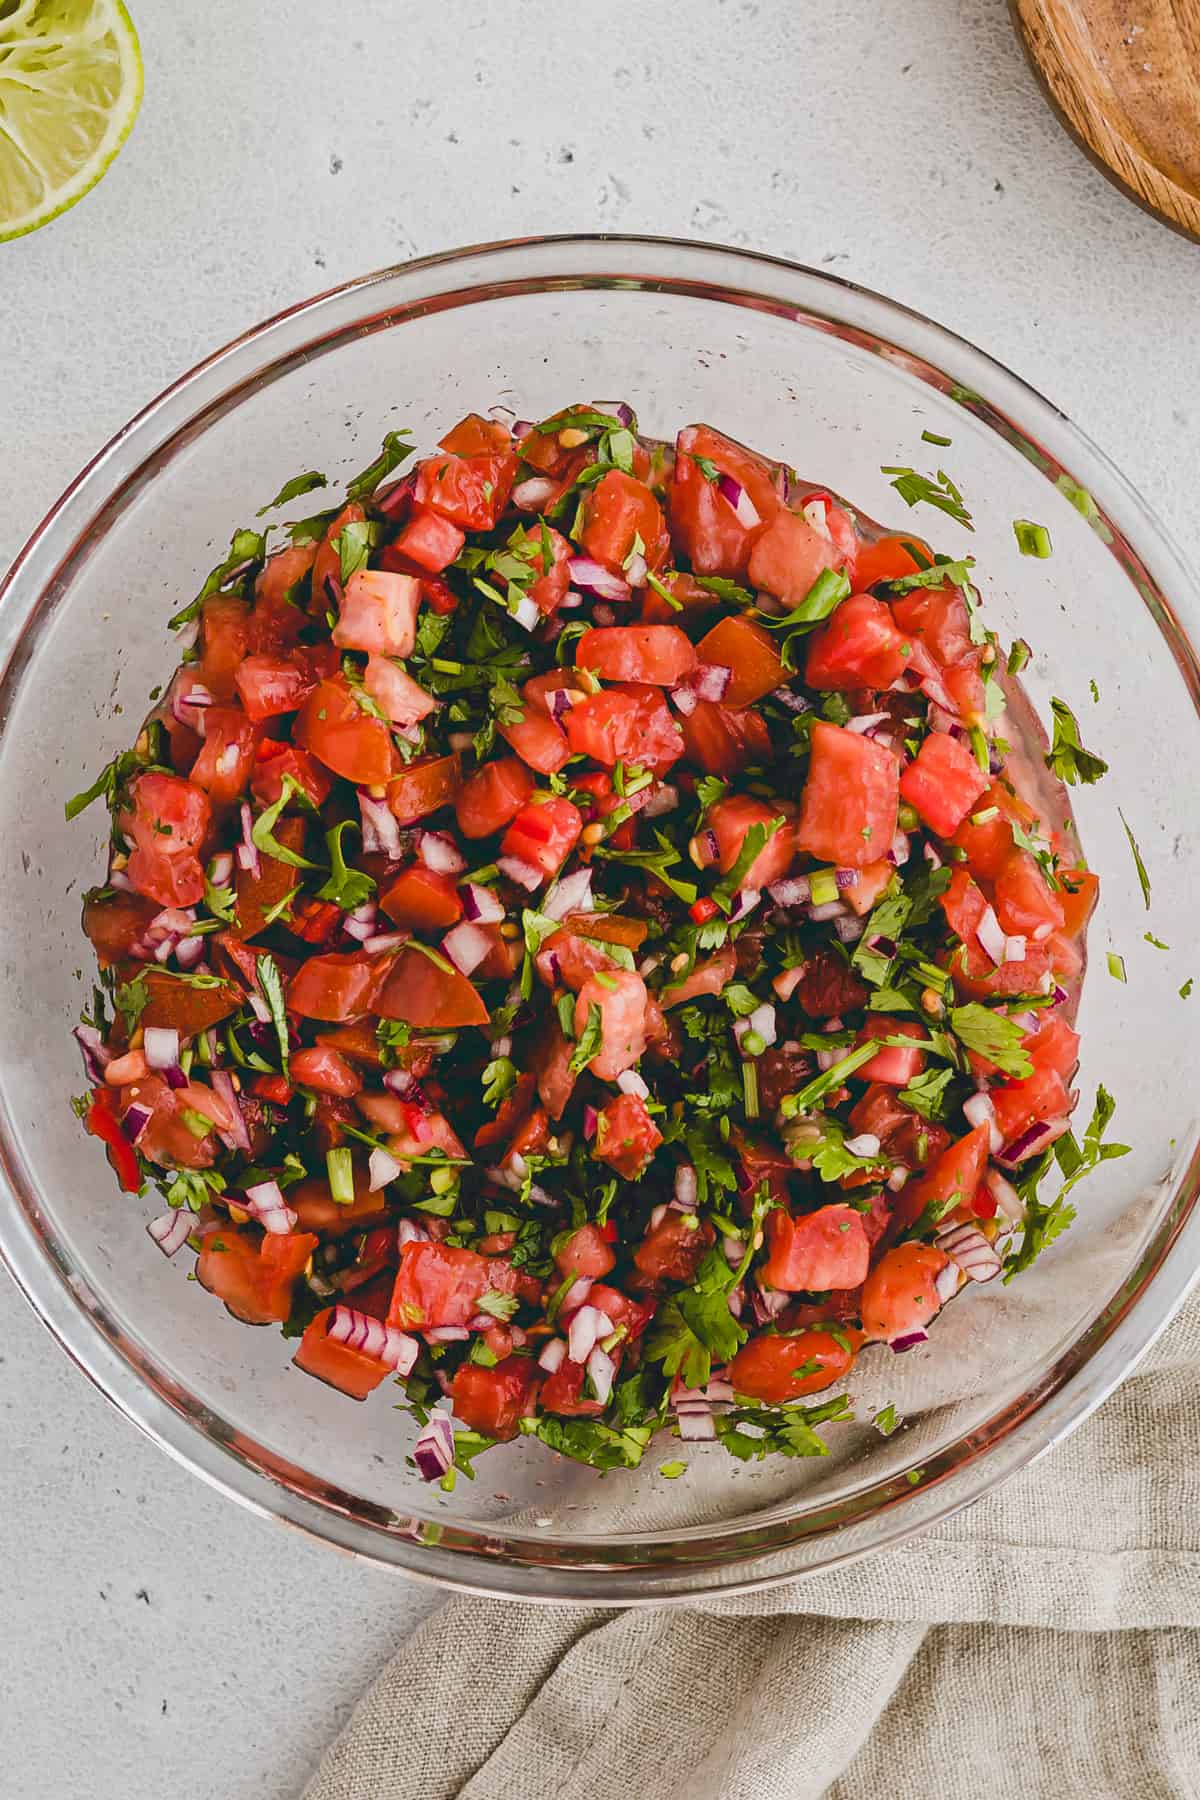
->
[
  {"left": 345, "top": 430, "right": 416, "bottom": 501},
  {"left": 881, "top": 465, "right": 974, "bottom": 530},
  {"left": 316, "top": 821, "right": 376, "bottom": 911},
  {"left": 921, "top": 430, "right": 952, "bottom": 448},
  {"left": 1045, "top": 698, "right": 1109, "bottom": 786},
  {"left": 1118, "top": 809, "right": 1151, "bottom": 910},
  {"left": 1013, "top": 519, "right": 1052, "bottom": 558},
  {"left": 257, "top": 470, "right": 328, "bottom": 514},
  {"left": 1108, "top": 952, "right": 1127, "bottom": 983},
  {"left": 256, "top": 955, "right": 291, "bottom": 1078},
  {"left": 170, "top": 527, "right": 266, "bottom": 630}
]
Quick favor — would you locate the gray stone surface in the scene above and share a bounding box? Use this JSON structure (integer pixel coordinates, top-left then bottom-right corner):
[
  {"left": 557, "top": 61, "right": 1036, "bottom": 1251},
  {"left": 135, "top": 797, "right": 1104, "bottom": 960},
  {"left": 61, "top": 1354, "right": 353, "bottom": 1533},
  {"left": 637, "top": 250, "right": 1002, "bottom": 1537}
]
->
[{"left": 1, "top": 1, "right": 1196, "bottom": 1796}]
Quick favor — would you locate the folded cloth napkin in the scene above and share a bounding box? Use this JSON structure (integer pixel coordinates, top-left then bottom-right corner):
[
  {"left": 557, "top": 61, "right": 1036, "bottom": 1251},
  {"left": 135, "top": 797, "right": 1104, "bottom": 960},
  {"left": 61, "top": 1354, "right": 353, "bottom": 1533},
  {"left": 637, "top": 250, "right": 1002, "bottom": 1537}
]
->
[{"left": 304, "top": 1292, "right": 1200, "bottom": 1800}]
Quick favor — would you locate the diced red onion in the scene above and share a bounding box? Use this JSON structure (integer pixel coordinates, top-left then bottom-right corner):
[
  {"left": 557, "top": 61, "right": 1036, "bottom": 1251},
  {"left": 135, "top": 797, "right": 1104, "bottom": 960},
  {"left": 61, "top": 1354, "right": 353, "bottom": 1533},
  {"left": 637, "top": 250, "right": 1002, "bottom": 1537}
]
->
[
  {"left": 107, "top": 867, "right": 135, "bottom": 893},
  {"left": 488, "top": 403, "right": 516, "bottom": 424},
  {"left": 728, "top": 887, "right": 761, "bottom": 921},
  {"left": 461, "top": 881, "right": 504, "bottom": 924},
  {"left": 413, "top": 1412, "right": 455, "bottom": 1482},
  {"left": 1031, "top": 921, "right": 1054, "bottom": 943},
  {"left": 359, "top": 790, "right": 404, "bottom": 859},
  {"left": 1004, "top": 934, "right": 1028, "bottom": 963},
  {"left": 382, "top": 1069, "right": 423, "bottom": 1106},
  {"left": 936, "top": 1220, "right": 1003, "bottom": 1283},
  {"left": 676, "top": 663, "right": 733, "bottom": 711},
  {"left": 426, "top": 1325, "right": 470, "bottom": 1343},
  {"left": 592, "top": 400, "right": 636, "bottom": 428},
  {"left": 142, "top": 1026, "right": 180, "bottom": 1071},
  {"left": 543, "top": 866, "right": 594, "bottom": 920},
  {"left": 772, "top": 685, "right": 811, "bottom": 714},
  {"left": 363, "top": 929, "right": 409, "bottom": 955},
  {"left": 767, "top": 875, "right": 812, "bottom": 908},
  {"left": 397, "top": 1217, "right": 430, "bottom": 1248},
  {"left": 567, "top": 1306, "right": 613, "bottom": 1364},
  {"left": 674, "top": 1377, "right": 734, "bottom": 1409},
  {"left": 210, "top": 1068, "right": 252, "bottom": 1152},
  {"left": 844, "top": 1131, "right": 881, "bottom": 1158},
  {"left": 586, "top": 1344, "right": 617, "bottom": 1405},
  {"left": 985, "top": 1167, "right": 1025, "bottom": 1224},
  {"left": 441, "top": 920, "right": 492, "bottom": 976},
  {"left": 241, "top": 1178, "right": 297, "bottom": 1236},
  {"left": 834, "top": 914, "right": 865, "bottom": 943},
  {"left": 888, "top": 831, "right": 911, "bottom": 866},
  {"left": 417, "top": 830, "right": 466, "bottom": 876},
  {"left": 498, "top": 855, "right": 543, "bottom": 891},
  {"left": 236, "top": 802, "right": 261, "bottom": 880},
  {"left": 671, "top": 685, "right": 699, "bottom": 717},
  {"left": 889, "top": 1329, "right": 930, "bottom": 1353},
  {"left": 546, "top": 685, "right": 580, "bottom": 720},
  {"left": 512, "top": 475, "right": 557, "bottom": 510},
  {"left": 566, "top": 557, "right": 631, "bottom": 604},
  {"left": 582, "top": 1104, "right": 598, "bottom": 1141},
  {"left": 247, "top": 993, "right": 271, "bottom": 1024},
  {"left": 995, "top": 1117, "right": 1071, "bottom": 1169},
  {"left": 344, "top": 916, "right": 376, "bottom": 943},
  {"left": 120, "top": 1104, "right": 152, "bottom": 1145},
  {"left": 617, "top": 1068, "right": 649, "bottom": 1100},
  {"left": 746, "top": 1002, "right": 777, "bottom": 1047},
  {"left": 934, "top": 1261, "right": 962, "bottom": 1304},
  {"left": 976, "top": 903, "right": 1008, "bottom": 967},
  {"left": 511, "top": 594, "right": 541, "bottom": 633},
  {"left": 673, "top": 1164, "right": 698, "bottom": 1210},
  {"left": 368, "top": 1146, "right": 403, "bottom": 1191},
  {"left": 328, "top": 1305, "right": 420, "bottom": 1373},
  {"left": 815, "top": 1046, "right": 842, "bottom": 1073},
  {"left": 924, "top": 842, "right": 943, "bottom": 870},
  {"left": 832, "top": 868, "right": 859, "bottom": 891},
  {"left": 846, "top": 711, "right": 890, "bottom": 736},
  {"left": 887, "top": 1165, "right": 910, "bottom": 1191},
  {"left": 678, "top": 1409, "right": 716, "bottom": 1441},
  {"left": 716, "top": 472, "right": 761, "bottom": 529},
  {"left": 538, "top": 1336, "right": 567, "bottom": 1373},
  {"left": 558, "top": 1275, "right": 594, "bottom": 1317},
  {"left": 74, "top": 1024, "right": 111, "bottom": 1081},
  {"left": 963, "top": 1090, "right": 1003, "bottom": 1153},
  {"left": 173, "top": 934, "right": 205, "bottom": 974},
  {"left": 374, "top": 470, "right": 417, "bottom": 518},
  {"left": 642, "top": 784, "right": 680, "bottom": 821},
  {"left": 807, "top": 899, "right": 847, "bottom": 923},
  {"left": 147, "top": 1209, "right": 193, "bottom": 1256}
]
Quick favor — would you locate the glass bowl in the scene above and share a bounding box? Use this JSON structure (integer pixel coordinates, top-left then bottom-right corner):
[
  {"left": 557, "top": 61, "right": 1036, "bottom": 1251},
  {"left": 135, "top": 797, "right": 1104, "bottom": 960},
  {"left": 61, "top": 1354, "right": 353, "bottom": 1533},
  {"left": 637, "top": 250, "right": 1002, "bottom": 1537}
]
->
[{"left": 2, "top": 235, "right": 1198, "bottom": 1604}]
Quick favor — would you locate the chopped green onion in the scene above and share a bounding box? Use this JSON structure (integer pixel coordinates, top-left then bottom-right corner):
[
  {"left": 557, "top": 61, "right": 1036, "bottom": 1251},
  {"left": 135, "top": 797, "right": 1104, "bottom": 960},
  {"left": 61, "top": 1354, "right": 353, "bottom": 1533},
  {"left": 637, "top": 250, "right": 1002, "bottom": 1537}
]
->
[{"left": 325, "top": 1147, "right": 355, "bottom": 1205}]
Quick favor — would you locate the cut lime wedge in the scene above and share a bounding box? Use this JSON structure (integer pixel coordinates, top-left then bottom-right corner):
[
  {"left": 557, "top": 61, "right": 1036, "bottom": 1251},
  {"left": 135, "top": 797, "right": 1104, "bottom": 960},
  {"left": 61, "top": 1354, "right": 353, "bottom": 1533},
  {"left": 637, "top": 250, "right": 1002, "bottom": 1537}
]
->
[{"left": 0, "top": 0, "right": 142, "bottom": 242}]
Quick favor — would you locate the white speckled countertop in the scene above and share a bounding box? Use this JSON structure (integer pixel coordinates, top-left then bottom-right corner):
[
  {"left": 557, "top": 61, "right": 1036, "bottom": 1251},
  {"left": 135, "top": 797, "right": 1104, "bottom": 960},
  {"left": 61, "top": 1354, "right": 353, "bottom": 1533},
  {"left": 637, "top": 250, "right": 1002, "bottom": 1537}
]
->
[{"left": 1, "top": 2, "right": 1196, "bottom": 1795}]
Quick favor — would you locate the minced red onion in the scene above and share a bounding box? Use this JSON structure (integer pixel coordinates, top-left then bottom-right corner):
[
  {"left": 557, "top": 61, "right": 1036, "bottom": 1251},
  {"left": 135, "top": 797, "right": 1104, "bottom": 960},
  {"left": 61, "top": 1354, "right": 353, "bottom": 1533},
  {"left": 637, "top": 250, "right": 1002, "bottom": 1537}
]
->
[
  {"left": 649, "top": 1202, "right": 669, "bottom": 1230},
  {"left": 674, "top": 1164, "right": 699, "bottom": 1210},
  {"left": 1004, "top": 934, "right": 1028, "bottom": 963},
  {"left": 382, "top": 1067, "right": 420, "bottom": 1100},
  {"left": 558, "top": 1275, "right": 594, "bottom": 1316},
  {"left": 142, "top": 1026, "right": 180, "bottom": 1071},
  {"left": 934, "top": 1261, "right": 962, "bottom": 1304},
  {"left": 107, "top": 868, "right": 135, "bottom": 893},
  {"left": 418, "top": 830, "right": 466, "bottom": 876},
  {"left": 846, "top": 711, "right": 890, "bottom": 736},
  {"left": 210, "top": 1069, "right": 252, "bottom": 1152},
  {"left": 747, "top": 1002, "right": 777, "bottom": 1047},
  {"left": 962, "top": 1090, "right": 1003, "bottom": 1153},
  {"left": 247, "top": 993, "right": 271, "bottom": 1023},
  {"left": 887, "top": 1165, "right": 910, "bottom": 1191},
  {"left": 625, "top": 552, "right": 648, "bottom": 588},
  {"left": 567, "top": 1305, "right": 613, "bottom": 1365},
  {"left": 543, "top": 866, "right": 593, "bottom": 921},
  {"left": 566, "top": 556, "right": 631, "bottom": 604},
  {"left": 641, "top": 783, "right": 679, "bottom": 819},
  {"left": 678, "top": 1409, "right": 716, "bottom": 1441},
  {"left": 592, "top": 400, "right": 636, "bottom": 427},
  {"left": 671, "top": 684, "right": 699, "bottom": 717},
  {"left": 461, "top": 881, "right": 504, "bottom": 924},
  {"left": 147, "top": 1209, "right": 193, "bottom": 1257},
  {"left": 497, "top": 854, "right": 542, "bottom": 891},
  {"left": 767, "top": 875, "right": 812, "bottom": 908},
  {"left": 426, "top": 1325, "right": 470, "bottom": 1343},
  {"left": 976, "top": 903, "right": 1008, "bottom": 967},
  {"left": 238, "top": 802, "right": 261, "bottom": 880},
  {"left": 442, "top": 919, "right": 493, "bottom": 976},
  {"left": 772, "top": 684, "right": 810, "bottom": 714},
  {"left": 582, "top": 1104, "right": 598, "bottom": 1141},
  {"left": 397, "top": 1217, "right": 430, "bottom": 1248},
  {"left": 120, "top": 1104, "right": 152, "bottom": 1145},
  {"left": 996, "top": 1117, "right": 1071, "bottom": 1169},
  {"left": 1031, "top": 921, "right": 1054, "bottom": 943},
  {"left": 889, "top": 1328, "right": 930, "bottom": 1353},
  {"left": 538, "top": 1336, "right": 567, "bottom": 1373},
  {"left": 413, "top": 1412, "right": 455, "bottom": 1482},
  {"left": 359, "top": 790, "right": 403, "bottom": 859},
  {"left": 369, "top": 1146, "right": 403, "bottom": 1191},
  {"left": 241, "top": 1178, "right": 297, "bottom": 1236},
  {"left": 807, "top": 899, "right": 847, "bottom": 922},
  {"left": 512, "top": 475, "right": 557, "bottom": 510},
  {"left": 328, "top": 1305, "right": 420, "bottom": 1373},
  {"left": 511, "top": 594, "right": 540, "bottom": 633},
  {"left": 815, "top": 1047, "right": 842, "bottom": 1073},
  {"left": 936, "top": 1220, "right": 1003, "bottom": 1283},
  {"left": 728, "top": 887, "right": 761, "bottom": 921},
  {"left": 834, "top": 915, "right": 865, "bottom": 944},
  {"left": 73, "top": 1024, "right": 111, "bottom": 1080},
  {"left": 363, "top": 929, "right": 407, "bottom": 956},
  {"left": 844, "top": 1131, "right": 881, "bottom": 1158},
  {"left": 716, "top": 472, "right": 760, "bottom": 529},
  {"left": 586, "top": 1344, "right": 617, "bottom": 1406},
  {"left": 985, "top": 1167, "right": 1025, "bottom": 1224},
  {"left": 617, "top": 1068, "right": 649, "bottom": 1100},
  {"left": 171, "top": 936, "right": 204, "bottom": 971}
]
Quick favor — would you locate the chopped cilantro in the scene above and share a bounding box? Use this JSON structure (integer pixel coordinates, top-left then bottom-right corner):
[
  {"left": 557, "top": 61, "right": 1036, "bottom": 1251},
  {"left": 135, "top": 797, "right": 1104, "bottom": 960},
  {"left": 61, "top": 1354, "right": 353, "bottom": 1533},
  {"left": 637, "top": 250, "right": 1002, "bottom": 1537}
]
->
[
  {"left": 169, "top": 527, "right": 266, "bottom": 630},
  {"left": 256, "top": 470, "right": 327, "bottom": 515},
  {"left": 1118, "top": 809, "right": 1151, "bottom": 909},
  {"left": 659, "top": 1460, "right": 687, "bottom": 1479},
  {"left": 711, "top": 817, "right": 783, "bottom": 913},
  {"left": 1144, "top": 932, "right": 1169, "bottom": 951},
  {"left": 315, "top": 820, "right": 376, "bottom": 911},
  {"left": 873, "top": 1404, "right": 900, "bottom": 1436},
  {"left": 569, "top": 1002, "right": 605, "bottom": 1075},
  {"left": 947, "top": 1004, "right": 1032, "bottom": 1078},
  {"left": 881, "top": 464, "right": 974, "bottom": 530},
  {"left": 345, "top": 429, "right": 416, "bottom": 501},
  {"left": 1045, "top": 697, "right": 1108, "bottom": 786},
  {"left": 250, "top": 778, "right": 319, "bottom": 870},
  {"left": 256, "top": 954, "right": 291, "bottom": 1078}
]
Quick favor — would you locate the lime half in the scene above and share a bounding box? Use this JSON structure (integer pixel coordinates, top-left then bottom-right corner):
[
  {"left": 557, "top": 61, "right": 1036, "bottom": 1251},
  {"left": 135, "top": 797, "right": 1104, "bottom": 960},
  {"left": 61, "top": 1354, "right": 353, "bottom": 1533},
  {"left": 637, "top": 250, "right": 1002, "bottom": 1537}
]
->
[{"left": 0, "top": 0, "right": 142, "bottom": 242}]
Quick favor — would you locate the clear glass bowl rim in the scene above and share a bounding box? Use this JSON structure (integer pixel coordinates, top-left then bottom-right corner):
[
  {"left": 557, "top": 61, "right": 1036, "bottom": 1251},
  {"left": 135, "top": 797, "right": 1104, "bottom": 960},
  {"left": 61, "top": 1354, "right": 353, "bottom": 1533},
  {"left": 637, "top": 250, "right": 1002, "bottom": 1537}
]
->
[{"left": 2, "top": 233, "right": 1200, "bottom": 1603}]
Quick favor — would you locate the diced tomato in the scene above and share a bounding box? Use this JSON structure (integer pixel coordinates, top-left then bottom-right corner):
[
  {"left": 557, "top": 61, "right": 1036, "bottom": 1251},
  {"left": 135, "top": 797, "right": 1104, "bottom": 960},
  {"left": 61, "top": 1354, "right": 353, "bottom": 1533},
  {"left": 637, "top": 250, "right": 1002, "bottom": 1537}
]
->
[
  {"left": 293, "top": 1308, "right": 391, "bottom": 1401},
  {"left": 849, "top": 1083, "right": 950, "bottom": 1171},
  {"left": 576, "top": 624, "right": 697, "bottom": 686},
  {"left": 311, "top": 503, "right": 365, "bottom": 615},
  {"left": 332, "top": 569, "right": 421, "bottom": 659},
  {"left": 695, "top": 615, "right": 784, "bottom": 707},
  {"left": 669, "top": 425, "right": 779, "bottom": 576},
  {"left": 390, "top": 507, "right": 466, "bottom": 573},
  {"left": 859, "top": 1241, "right": 950, "bottom": 1341},
  {"left": 553, "top": 1224, "right": 616, "bottom": 1281},
  {"left": 890, "top": 582, "right": 974, "bottom": 667},
  {"left": 540, "top": 1357, "right": 604, "bottom": 1417},
  {"left": 290, "top": 1045, "right": 363, "bottom": 1097},
  {"left": 564, "top": 683, "right": 683, "bottom": 773},
  {"left": 233, "top": 655, "right": 316, "bottom": 722},
  {"left": 795, "top": 722, "right": 899, "bottom": 869},
  {"left": 499, "top": 703, "right": 570, "bottom": 776},
  {"left": 633, "top": 1212, "right": 714, "bottom": 1283},
  {"left": 387, "top": 1240, "right": 536, "bottom": 1330},
  {"left": 295, "top": 676, "right": 400, "bottom": 786},
  {"left": 249, "top": 1073, "right": 294, "bottom": 1106},
  {"left": 376, "top": 944, "right": 489, "bottom": 1028},
  {"left": 950, "top": 778, "right": 1024, "bottom": 880},
  {"left": 455, "top": 757, "right": 533, "bottom": 839},
  {"left": 748, "top": 508, "right": 842, "bottom": 605},
  {"left": 856, "top": 1015, "right": 926, "bottom": 1085},
  {"left": 473, "top": 921, "right": 523, "bottom": 982},
  {"left": 438, "top": 412, "right": 513, "bottom": 457},
  {"left": 362, "top": 656, "right": 439, "bottom": 729},
  {"left": 574, "top": 969, "right": 649, "bottom": 1080},
  {"left": 639, "top": 568, "right": 714, "bottom": 623},
  {"left": 533, "top": 1017, "right": 576, "bottom": 1120},
  {"left": 851, "top": 534, "right": 930, "bottom": 592},
  {"left": 118, "top": 772, "right": 211, "bottom": 908},
  {"left": 940, "top": 864, "right": 988, "bottom": 947},
  {"left": 250, "top": 743, "right": 332, "bottom": 811},
  {"left": 660, "top": 945, "right": 738, "bottom": 1009},
  {"left": 678, "top": 699, "right": 772, "bottom": 775},
  {"left": 593, "top": 1092, "right": 663, "bottom": 1178},
  {"left": 993, "top": 848, "right": 1065, "bottom": 938},
  {"left": 414, "top": 449, "right": 517, "bottom": 531},
  {"left": 730, "top": 1326, "right": 859, "bottom": 1402},
  {"left": 199, "top": 593, "right": 250, "bottom": 700},
  {"left": 950, "top": 939, "right": 1055, "bottom": 1000},
  {"left": 386, "top": 753, "right": 461, "bottom": 826},
  {"left": 450, "top": 1358, "right": 538, "bottom": 1441},
  {"left": 535, "top": 926, "right": 619, "bottom": 992},
  {"left": 899, "top": 730, "right": 990, "bottom": 837},
  {"left": 376, "top": 863, "right": 460, "bottom": 932},
  {"left": 588, "top": 1282, "right": 655, "bottom": 1343},
  {"left": 707, "top": 794, "right": 795, "bottom": 892},
  {"left": 236, "top": 814, "right": 307, "bottom": 939},
  {"left": 942, "top": 657, "right": 987, "bottom": 726},
  {"left": 791, "top": 948, "right": 869, "bottom": 1019},
  {"left": 1058, "top": 866, "right": 1099, "bottom": 937},
  {"left": 501, "top": 795, "right": 582, "bottom": 880},
  {"left": 197, "top": 1226, "right": 319, "bottom": 1326},
  {"left": 82, "top": 891, "right": 161, "bottom": 966},
  {"left": 253, "top": 538, "right": 316, "bottom": 615},
  {"left": 287, "top": 948, "right": 394, "bottom": 1021},
  {"left": 189, "top": 705, "right": 258, "bottom": 808},
  {"left": 990, "top": 1066, "right": 1073, "bottom": 1146},
  {"left": 841, "top": 860, "right": 895, "bottom": 917},
  {"left": 580, "top": 470, "right": 668, "bottom": 573},
  {"left": 762, "top": 1204, "right": 870, "bottom": 1292},
  {"left": 804, "top": 594, "right": 912, "bottom": 691},
  {"left": 1025, "top": 1016, "right": 1080, "bottom": 1080},
  {"left": 137, "top": 967, "right": 241, "bottom": 1035},
  {"left": 523, "top": 523, "right": 572, "bottom": 615},
  {"left": 896, "top": 1122, "right": 992, "bottom": 1233},
  {"left": 84, "top": 1089, "right": 143, "bottom": 1192}
]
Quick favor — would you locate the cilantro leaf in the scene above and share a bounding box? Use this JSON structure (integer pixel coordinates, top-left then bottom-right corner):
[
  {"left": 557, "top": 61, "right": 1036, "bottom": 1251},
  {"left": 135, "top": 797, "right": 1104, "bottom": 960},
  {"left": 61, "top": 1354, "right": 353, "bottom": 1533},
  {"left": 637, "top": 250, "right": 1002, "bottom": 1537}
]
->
[
  {"left": 886, "top": 555, "right": 976, "bottom": 594},
  {"left": 315, "top": 820, "right": 376, "bottom": 911},
  {"left": 520, "top": 1415, "right": 651, "bottom": 1470},
  {"left": 898, "top": 1065, "right": 956, "bottom": 1121},
  {"left": 114, "top": 973, "right": 150, "bottom": 1037},
  {"left": 482, "top": 1056, "right": 518, "bottom": 1109},
  {"left": 1045, "top": 697, "right": 1108, "bottom": 786},
  {"left": 948, "top": 1004, "right": 1033, "bottom": 1079},
  {"left": 65, "top": 746, "right": 149, "bottom": 822},
  {"left": 1052, "top": 1084, "right": 1131, "bottom": 1202},
  {"left": 345, "top": 430, "right": 416, "bottom": 501},
  {"left": 780, "top": 1040, "right": 882, "bottom": 1115},
  {"left": 693, "top": 574, "right": 755, "bottom": 607},
  {"left": 170, "top": 527, "right": 265, "bottom": 630},
  {"left": 711, "top": 817, "right": 784, "bottom": 913},
  {"left": 881, "top": 464, "right": 974, "bottom": 530},
  {"left": 250, "top": 778, "right": 319, "bottom": 870},
  {"left": 256, "top": 954, "right": 291, "bottom": 1079},
  {"left": 597, "top": 832, "right": 698, "bottom": 905},
  {"left": 335, "top": 518, "right": 377, "bottom": 586},
  {"left": 755, "top": 569, "right": 851, "bottom": 638},
  {"left": 256, "top": 470, "right": 328, "bottom": 515},
  {"left": 569, "top": 1002, "right": 605, "bottom": 1076},
  {"left": 1118, "top": 810, "right": 1151, "bottom": 909}
]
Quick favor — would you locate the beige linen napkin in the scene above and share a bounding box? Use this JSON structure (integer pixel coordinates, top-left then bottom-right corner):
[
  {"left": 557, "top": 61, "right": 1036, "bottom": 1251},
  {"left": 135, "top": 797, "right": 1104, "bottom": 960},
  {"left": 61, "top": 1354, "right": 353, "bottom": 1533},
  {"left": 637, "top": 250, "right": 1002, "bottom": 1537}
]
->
[{"left": 305, "top": 1293, "right": 1200, "bottom": 1800}]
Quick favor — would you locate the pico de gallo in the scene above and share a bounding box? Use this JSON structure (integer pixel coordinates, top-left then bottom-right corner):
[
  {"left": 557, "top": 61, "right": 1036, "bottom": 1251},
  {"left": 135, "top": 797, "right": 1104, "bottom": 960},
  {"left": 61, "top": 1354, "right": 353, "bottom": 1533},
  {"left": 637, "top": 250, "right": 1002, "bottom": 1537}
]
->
[{"left": 68, "top": 401, "right": 1126, "bottom": 1485}]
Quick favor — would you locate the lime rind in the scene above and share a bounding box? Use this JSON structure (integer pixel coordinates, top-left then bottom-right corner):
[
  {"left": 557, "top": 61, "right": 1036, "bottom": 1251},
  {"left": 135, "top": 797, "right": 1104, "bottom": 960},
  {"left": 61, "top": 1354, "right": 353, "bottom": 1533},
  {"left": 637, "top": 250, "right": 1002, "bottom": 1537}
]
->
[{"left": 0, "top": 0, "right": 143, "bottom": 242}]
